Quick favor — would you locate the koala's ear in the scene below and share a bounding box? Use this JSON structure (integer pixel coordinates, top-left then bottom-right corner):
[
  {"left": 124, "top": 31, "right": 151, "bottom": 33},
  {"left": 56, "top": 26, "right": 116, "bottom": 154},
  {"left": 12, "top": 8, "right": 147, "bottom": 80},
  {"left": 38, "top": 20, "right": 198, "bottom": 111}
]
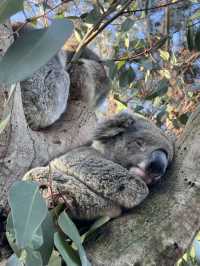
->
[{"left": 93, "top": 112, "right": 135, "bottom": 140}]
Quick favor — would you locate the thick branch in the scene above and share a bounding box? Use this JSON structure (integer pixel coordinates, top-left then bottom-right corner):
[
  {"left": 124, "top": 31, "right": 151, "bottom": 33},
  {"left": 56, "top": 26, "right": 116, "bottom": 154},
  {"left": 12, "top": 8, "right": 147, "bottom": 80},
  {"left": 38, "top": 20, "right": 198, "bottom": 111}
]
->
[{"left": 85, "top": 105, "right": 200, "bottom": 266}]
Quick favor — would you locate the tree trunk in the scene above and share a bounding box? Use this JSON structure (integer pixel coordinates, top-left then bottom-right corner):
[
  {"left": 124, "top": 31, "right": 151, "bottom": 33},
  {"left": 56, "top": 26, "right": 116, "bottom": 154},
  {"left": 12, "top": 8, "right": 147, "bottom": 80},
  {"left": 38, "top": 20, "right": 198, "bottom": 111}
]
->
[{"left": 85, "top": 105, "right": 200, "bottom": 266}]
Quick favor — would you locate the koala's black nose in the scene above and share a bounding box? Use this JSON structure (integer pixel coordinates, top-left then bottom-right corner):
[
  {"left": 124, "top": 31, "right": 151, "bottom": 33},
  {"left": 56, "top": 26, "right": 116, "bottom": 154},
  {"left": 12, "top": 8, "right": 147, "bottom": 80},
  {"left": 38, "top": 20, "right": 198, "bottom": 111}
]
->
[{"left": 147, "top": 150, "right": 168, "bottom": 176}]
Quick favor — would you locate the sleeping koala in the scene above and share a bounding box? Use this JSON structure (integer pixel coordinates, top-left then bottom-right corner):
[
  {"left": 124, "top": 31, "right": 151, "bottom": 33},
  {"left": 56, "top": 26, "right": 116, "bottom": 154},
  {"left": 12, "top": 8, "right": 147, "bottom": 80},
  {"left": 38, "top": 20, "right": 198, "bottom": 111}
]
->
[{"left": 23, "top": 112, "right": 174, "bottom": 220}]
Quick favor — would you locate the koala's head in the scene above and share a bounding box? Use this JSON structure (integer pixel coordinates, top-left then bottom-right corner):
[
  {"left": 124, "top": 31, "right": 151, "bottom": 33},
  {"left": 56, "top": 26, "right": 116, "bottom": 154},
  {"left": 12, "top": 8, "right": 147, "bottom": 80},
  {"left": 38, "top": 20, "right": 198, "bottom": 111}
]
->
[{"left": 92, "top": 112, "right": 174, "bottom": 185}]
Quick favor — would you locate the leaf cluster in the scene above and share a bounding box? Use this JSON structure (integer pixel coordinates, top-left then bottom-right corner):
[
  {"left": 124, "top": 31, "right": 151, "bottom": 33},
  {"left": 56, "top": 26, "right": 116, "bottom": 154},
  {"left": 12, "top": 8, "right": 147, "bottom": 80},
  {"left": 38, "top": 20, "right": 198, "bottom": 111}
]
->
[{"left": 6, "top": 181, "right": 110, "bottom": 266}]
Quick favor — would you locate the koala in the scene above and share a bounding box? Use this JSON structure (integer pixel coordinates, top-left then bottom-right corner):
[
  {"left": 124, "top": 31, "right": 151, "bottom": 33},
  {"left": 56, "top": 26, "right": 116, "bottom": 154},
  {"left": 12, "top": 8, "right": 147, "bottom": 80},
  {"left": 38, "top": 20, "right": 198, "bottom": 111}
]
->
[
  {"left": 23, "top": 112, "right": 174, "bottom": 220},
  {"left": 12, "top": 23, "right": 110, "bottom": 130}
]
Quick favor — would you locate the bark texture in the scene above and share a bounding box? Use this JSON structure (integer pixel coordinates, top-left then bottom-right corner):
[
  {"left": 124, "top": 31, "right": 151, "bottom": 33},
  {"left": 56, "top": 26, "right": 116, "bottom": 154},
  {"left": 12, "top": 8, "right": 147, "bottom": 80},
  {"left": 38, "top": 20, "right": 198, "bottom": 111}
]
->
[
  {"left": 0, "top": 23, "right": 96, "bottom": 211},
  {"left": 85, "top": 105, "right": 200, "bottom": 266}
]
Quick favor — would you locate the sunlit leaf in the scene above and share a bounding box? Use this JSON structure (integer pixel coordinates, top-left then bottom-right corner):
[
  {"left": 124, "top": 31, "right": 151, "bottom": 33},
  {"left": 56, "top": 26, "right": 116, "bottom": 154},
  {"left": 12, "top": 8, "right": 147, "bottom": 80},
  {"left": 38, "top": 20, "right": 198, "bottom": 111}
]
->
[
  {"left": 159, "top": 49, "right": 170, "bottom": 61},
  {"left": 117, "top": 60, "right": 126, "bottom": 70},
  {"left": 0, "top": 19, "right": 74, "bottom": 85},
  {"left": 159, "top": 69, "right": 171, "bottom": 79},
  {"left": 0, "top": 0, "right": 24, "bottom": 24},
  {"left": 8, "top": 181, "right": 48, "bottom": 249},
  {"left": 48, "top": 251, "right": 62, "bottom": 266}
]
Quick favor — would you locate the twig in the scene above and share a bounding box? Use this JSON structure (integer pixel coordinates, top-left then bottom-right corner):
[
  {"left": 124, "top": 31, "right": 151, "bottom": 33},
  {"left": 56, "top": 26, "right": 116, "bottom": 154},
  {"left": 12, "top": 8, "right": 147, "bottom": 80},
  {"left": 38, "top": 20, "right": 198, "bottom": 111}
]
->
[{"left": 122, "top": 0, "right": 184, "bottom": 15}]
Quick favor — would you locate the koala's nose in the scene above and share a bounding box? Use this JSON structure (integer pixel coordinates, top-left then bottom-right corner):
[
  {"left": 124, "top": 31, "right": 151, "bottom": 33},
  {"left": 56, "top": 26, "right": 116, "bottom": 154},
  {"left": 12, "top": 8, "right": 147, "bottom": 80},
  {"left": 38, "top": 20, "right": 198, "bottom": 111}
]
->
[{"left": 147, "top": 150, "right": 168, "bottom": 177}]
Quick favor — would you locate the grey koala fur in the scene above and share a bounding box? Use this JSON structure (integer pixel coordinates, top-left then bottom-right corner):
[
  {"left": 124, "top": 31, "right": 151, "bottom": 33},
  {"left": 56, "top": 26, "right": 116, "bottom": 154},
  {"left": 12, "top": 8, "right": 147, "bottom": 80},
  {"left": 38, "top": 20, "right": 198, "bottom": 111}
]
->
[
  {"left": 23, "top": 112, "right": 174, "bottom": 220},
  {"left": 12, "top": 23, "right": 110, "bottom": 130}
]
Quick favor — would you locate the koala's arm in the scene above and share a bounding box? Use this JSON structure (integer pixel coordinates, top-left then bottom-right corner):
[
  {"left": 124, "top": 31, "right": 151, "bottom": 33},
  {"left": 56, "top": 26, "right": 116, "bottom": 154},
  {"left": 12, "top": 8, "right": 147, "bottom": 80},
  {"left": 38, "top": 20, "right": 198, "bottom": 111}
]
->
[{"left": 23, "top": 146, "right": 148, "bottom": 220}]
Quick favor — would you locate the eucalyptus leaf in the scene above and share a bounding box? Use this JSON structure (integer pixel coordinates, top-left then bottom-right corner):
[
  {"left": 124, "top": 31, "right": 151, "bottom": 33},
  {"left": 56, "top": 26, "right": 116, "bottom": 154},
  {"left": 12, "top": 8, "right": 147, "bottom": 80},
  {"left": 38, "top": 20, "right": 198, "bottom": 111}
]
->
[
  {"left": 187, "top": 26, "right": 195, "bottom": 51},
  {"left": 6, "top": 254, "right": 23, "bottom": 266},
  {"left": 81, "top": 216, "right": 110, "bottom": 243},
  {"left": 146, "top": 79, "right": 169, "bottom": 100},
  {"left": 0, "top": 0, "right": 24, "bottom": 24},
  {"left": 54, "top": 231, "right": 80, "bottom": 266},
  {"left": 8, "top": 181, "right": 48, "bottom": 249},
  {"left": 48, "top": 251, "right": 62, "bottom": 266},
  {"left": 38, "top": 212, "right": 55, "bottom": 266},
  {"left": 83, "top": 8, "right": 101, "bottom": 24},
  {"left": 195, "top": 28, "right": 200, "bottom": 51},
  {"left": 194, "top": 239, "right": 200, "bottom": 265},
  {"left": 121, "top": 18, "right": 134, "bottom": 32},
  {"left": 58, "top": 211, "right": 91, "bottom": 266},
  {"left": 6, "top": 213, "right": 21, "bottom": 257},
  {"left": 25, "top": 248, "right": 43, "bottom": 266},
  {"left": 30, "top": 226, "right": 43, "bottom": 250},
  {"left": 0, "top": 19, "right": 74, "bottom": 85}
]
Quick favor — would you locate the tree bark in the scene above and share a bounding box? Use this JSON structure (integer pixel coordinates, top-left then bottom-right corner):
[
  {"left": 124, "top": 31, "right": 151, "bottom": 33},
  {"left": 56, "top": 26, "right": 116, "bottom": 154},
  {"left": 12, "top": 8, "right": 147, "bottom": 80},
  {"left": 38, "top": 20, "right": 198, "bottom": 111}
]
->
[
  {"left": 0, "top": 23, "right": 96, "bottom": 262},
  {"left": 85, "top": 105, "right": 200, "bottom": 266}
]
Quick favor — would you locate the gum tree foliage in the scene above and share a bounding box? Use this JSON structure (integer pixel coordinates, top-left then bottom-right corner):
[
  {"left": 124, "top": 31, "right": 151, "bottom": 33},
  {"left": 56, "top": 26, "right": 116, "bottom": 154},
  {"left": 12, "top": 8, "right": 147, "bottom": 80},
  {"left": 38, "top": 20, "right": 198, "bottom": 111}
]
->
[{"left": 1, "top": 0, "right": 200, "bottom": 266}]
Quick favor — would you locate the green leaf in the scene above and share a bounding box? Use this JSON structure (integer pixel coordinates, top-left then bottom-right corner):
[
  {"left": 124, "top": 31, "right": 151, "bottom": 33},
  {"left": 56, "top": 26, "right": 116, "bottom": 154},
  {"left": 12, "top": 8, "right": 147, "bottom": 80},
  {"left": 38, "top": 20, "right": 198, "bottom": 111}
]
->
[
  {"left": 146, "top": 79, "right": 169, "bottom": 100},
  {"left": 37, "top": 212, "right": 55, "bottom": 266},
  {"left": 54, "top": 232, "right": 80, "bottom": 266},
  {"left": 6, "top": 213, "right": 21, "bottom": 257},
  {"left": 81, "top": 216, "right": 110, "bottom": 243},
  {"left": 119, "top": 67, "right": 135, "bottom": 87},
  {"left": 0, "top": 18, "right": 74, "bottom": 85},
  {"left": 6, "top": 254, "right": 23, "bottom": 266},
  {"left": 121, "top": 18, "right": 134, "bottom": 32},
  {"left": 48, "top": 251, "right": 62, "bottom": 266},
  {"left": 8, "top": 181, "right": 48, "bottom": 249},
  {"left": 195, "top": 28, "right": 200, "bottom": 51},
  {"left": 58, "top": 211, "right": 91, "bottom": 266},
  {"left": 25, "top": 248, "right": 43, "bottom": 266},
  {"left": 190, "top": 10, "right": 200, "bottom": 21},
  {"left": 116, "top": 60, "right": 126, "bottom": 70},
  {"left": 0, "top": 0, "right": 24, "bottom": 24},
  {"left": 83, "top": 8, "right": 101, "bottom": 24},
  {"left": 187, "top": 26, "right": 195, "bottom": 51},
  {"left": 159, "top": 49, "right": 170, "bottom": 61}
]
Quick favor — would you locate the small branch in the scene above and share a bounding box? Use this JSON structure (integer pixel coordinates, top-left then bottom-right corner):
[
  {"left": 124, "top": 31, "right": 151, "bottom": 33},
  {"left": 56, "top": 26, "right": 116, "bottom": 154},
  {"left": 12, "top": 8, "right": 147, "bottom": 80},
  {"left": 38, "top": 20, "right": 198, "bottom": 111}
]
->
[
  {"left": 122, "top": 0, "right": 184, "bottom": 15},
  {"left": 70, "top": 0, "right": 133, "bottom": 64}
]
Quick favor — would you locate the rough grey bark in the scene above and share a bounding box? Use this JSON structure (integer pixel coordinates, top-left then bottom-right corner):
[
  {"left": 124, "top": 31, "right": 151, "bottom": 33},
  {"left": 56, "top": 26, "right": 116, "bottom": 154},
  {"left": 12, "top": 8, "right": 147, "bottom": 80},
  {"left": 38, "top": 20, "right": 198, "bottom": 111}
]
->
[
  {"left": 85, "top": 105, "right": 200, "bottom": 266},
  {"left": 0, "top": 24, "right": 96, "bottom": 210}
]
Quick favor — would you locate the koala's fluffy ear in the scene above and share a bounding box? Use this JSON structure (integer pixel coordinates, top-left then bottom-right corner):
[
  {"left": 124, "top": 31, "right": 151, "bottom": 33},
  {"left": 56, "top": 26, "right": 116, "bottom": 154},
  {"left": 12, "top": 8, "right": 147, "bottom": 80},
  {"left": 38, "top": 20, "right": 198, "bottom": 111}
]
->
[{"left": 94, "top": 112, "right": 135, "bottom": 140}]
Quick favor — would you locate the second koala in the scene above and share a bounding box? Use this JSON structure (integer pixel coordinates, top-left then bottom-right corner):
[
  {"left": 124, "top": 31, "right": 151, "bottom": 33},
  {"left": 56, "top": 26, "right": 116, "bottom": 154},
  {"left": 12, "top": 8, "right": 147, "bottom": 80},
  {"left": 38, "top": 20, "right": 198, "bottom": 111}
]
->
[
  {"left": 23, "top": 112, "right": 174, "bottom": 220},
  {"left": 12, "top": 23, "right": 110, "bottom": 130}
]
